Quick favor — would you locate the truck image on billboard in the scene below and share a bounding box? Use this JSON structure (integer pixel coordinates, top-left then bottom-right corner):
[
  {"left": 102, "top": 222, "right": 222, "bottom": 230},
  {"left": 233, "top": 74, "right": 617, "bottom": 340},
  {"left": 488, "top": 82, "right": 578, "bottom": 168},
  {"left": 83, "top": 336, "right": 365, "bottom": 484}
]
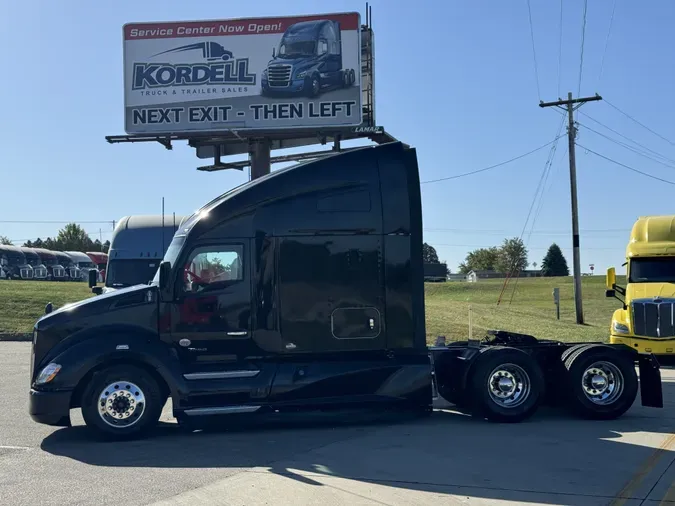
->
[{"left": 123, "top": 13, "right": 362, "bottom": 134}]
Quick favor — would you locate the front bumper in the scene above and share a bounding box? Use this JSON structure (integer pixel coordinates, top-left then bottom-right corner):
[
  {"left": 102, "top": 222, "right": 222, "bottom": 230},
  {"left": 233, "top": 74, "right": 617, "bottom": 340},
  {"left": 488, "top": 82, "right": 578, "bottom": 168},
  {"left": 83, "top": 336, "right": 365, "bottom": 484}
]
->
[
  {"left": 29, "top": 388, "right": 72, "bottom": 426},
  {"left": 262, "top": 78, "right": 307, "bottom": 95},
  {"left": 610, "top": 335, "right": 675, "bottom": 355}
]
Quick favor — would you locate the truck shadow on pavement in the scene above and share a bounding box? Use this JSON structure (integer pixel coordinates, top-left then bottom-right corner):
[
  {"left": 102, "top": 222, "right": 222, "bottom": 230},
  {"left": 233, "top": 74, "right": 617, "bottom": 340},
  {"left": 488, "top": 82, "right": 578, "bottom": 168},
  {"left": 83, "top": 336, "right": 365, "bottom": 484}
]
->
[{"left": 40, "top": 382, "right": 675, "bottom": 505}]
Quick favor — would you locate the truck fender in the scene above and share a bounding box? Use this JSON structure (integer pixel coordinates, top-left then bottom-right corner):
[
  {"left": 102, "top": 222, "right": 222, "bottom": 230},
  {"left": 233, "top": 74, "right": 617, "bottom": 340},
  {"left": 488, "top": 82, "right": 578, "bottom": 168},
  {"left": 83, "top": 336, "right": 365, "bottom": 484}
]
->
[
  {"left": 47, "top": 331, "right": 185, "bottom": 408},
  {"left": 432, "top": 346, "right": 481, "bottom": 404}
]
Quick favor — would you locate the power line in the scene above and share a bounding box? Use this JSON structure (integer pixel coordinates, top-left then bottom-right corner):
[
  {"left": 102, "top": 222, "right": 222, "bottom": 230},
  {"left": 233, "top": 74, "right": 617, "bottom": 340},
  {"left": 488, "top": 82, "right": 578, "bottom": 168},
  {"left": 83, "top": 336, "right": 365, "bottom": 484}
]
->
[
  {"left": 578, "top": 122, "right": 675, "bottom": 169},
  {"left": 577, "top": 143, "right": 675, "bottom": 185},
  {"left": 557, "top": 0, "right": 563, "bottom": 97},
  {"left": 420, "top": 136, "right": 562, "bottom": 184},
  {"left": 526, "top": 0, "right": 541, "bottom": 100},
  {"left": 431, "top": 242, "right": 618, "bottom": 251},
  {"left": 424, "top": 227, "right": 628, "bottom": 234},
  {"left": 578, "top": 111, "right": 675, "bottom": 165},
  {"left": 597, "top": 0, "right": 617, "bottom": 85},
  {"left": 605, "top": 99, "right": 675, "bottom": 147},
  {"left": 577, "top": 0, "right": 589, "bottom": 98}
]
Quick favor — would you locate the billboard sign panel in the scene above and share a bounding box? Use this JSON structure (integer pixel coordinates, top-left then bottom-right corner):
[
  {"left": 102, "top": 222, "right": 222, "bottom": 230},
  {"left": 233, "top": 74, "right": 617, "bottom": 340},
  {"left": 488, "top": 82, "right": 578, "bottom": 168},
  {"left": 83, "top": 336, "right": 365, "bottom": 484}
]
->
[{"left": 123, "top": 13, "right": 362, "bottom": 135}]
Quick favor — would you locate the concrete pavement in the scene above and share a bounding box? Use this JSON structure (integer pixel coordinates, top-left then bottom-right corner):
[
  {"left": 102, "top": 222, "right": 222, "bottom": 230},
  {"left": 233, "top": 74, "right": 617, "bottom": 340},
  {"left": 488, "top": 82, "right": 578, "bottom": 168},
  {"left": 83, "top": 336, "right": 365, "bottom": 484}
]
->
[{"left": 1, "top": 342, "right": 674, "bottom": 505}]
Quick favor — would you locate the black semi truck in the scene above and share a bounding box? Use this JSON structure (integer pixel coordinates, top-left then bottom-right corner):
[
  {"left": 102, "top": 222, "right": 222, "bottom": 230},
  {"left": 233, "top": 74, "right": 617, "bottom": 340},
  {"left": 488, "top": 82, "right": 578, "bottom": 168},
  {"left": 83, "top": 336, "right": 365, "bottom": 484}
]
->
[
  {"left": 261, "top": 19, "right": 356, "bottom": 98},
  {"left": 29, "top": 143, "right": 663, "bottom": 439}
]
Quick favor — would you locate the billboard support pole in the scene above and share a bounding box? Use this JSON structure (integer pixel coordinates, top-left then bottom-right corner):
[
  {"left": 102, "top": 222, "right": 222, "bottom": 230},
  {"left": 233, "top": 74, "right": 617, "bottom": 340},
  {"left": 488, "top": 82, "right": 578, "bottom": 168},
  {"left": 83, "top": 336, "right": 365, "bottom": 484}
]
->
[{"left": 250, "top": 139, "right": 271, "bottom": 180}]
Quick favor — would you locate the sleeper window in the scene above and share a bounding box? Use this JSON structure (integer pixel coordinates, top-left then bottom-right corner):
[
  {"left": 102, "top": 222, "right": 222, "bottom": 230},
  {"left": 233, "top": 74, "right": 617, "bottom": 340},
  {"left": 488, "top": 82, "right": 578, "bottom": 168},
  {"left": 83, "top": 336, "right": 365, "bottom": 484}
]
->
[{"left": 182, "top": 245, "right": 243, "bottom": 294}]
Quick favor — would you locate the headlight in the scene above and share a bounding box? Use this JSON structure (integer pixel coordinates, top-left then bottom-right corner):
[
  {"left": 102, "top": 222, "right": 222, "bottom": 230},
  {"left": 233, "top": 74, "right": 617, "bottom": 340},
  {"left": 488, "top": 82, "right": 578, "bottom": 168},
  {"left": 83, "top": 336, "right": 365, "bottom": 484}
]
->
[
  {"left": 296, "top": 70, "right": 307, "bottom": 79},
  {"left": 35, "top": 363, "right": 61, "bottom": 385},
  {"left": 262, "top": 69, "right": 268, "bottom": 78},
  {"left": 612, "top": 321, "right": 630, "bottom": 334}
]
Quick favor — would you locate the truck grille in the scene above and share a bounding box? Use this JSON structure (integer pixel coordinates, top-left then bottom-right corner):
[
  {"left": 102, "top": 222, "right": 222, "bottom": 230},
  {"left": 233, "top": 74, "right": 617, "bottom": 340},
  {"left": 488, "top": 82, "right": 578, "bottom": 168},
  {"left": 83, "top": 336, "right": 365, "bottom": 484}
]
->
[
  {"left": 633, "top": 299, "right": 675, "bottom": 338},
  {"left": 268, "top": 64, "right": 292, "bottom": 87},
  {"left": 33, "top": 267, "right": 47, "bottom": 279},
  {"left": 52, "top": 267, "right": 65, "bottom": 278},
  {"left": 68, "top": 268, "right": 79, "bottom": 279},
  {"left": 20, "top": 268, "right": 33, "bottom": 279}
]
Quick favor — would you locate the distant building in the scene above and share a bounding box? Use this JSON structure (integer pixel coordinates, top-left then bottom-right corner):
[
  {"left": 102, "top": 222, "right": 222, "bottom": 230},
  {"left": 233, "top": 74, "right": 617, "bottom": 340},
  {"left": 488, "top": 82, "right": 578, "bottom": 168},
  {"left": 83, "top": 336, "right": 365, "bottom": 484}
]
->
[
  {"left": 447, "top": 273, "right": 467, "bottom": 282},
  {"left": 466, "top": 269, "right": 541, "bottom": 282}
]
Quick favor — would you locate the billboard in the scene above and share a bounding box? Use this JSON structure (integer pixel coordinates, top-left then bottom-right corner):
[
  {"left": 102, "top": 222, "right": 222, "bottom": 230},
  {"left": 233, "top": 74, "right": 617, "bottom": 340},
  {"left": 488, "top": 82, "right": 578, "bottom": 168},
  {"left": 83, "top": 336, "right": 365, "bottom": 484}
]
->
[{"left": 123, "top": 13, "right": 362, "bottom": 135}]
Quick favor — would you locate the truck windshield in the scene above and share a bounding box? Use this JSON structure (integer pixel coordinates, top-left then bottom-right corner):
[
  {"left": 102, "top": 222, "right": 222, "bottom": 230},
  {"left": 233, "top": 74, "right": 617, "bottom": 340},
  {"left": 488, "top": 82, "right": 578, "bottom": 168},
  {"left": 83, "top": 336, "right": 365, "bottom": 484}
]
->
[
  {"left": 629, "top": 257, "right": 675, "bottom": 283},
  {"left": 78, "top": 261, "right": 96, "bottom": 269},
  {"left": 39, "top": 256, "right": 57, "bottom": 266},
  {"left": 279, "top": 40, "right": 315, "bottom": 58},
  {"left": 151, "top": 235, "right": 186, "bottom": 285},
  {"left": 106, "top": 259, "right": 161, "bottom": 288}
]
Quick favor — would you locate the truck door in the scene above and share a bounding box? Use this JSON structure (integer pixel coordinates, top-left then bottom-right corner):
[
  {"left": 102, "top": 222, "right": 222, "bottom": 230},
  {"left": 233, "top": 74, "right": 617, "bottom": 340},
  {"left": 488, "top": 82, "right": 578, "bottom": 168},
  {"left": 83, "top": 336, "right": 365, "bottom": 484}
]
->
[{"left": 168, "top": 242, "right": 252, "bottom": 370}]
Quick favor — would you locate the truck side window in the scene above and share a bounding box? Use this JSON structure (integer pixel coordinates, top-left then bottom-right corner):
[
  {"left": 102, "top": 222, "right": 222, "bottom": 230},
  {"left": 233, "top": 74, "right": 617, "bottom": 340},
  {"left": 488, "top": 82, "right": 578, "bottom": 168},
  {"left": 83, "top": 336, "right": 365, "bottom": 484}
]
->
[
  {"left": 182, "top": 245, "right": 244, "bottom": 294},
  {"left": 318, "top": 39, "right": 328, "bottom": 55}
]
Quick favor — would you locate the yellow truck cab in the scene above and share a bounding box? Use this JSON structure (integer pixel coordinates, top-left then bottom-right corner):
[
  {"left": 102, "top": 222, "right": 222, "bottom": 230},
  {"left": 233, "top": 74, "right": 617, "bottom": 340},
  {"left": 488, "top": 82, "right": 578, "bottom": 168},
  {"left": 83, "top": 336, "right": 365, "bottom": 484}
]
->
[{"left": 606, "top": 215, "right": 675, "bottom": 359}]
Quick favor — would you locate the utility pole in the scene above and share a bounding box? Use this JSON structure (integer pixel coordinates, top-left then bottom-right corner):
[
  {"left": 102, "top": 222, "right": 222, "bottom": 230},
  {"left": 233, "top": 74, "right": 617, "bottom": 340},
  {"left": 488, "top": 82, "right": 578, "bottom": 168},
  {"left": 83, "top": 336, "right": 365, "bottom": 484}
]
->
[{"left": 539, "top": 92, "right": 602, "bottom": 324}]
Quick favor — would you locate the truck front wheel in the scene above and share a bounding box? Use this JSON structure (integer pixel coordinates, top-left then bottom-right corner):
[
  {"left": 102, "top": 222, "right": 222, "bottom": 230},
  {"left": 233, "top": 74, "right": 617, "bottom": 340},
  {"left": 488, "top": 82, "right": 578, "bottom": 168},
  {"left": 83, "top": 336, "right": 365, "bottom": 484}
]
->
[
  {"left": 81, "top": 365, "right": 164, "bottom": 440},
  {"left": 307, "top": 74, "right": 321, "bottom": 98},
  {"left": 562, "top": 345, "right": 638, "bottom": 420},
  {"left": 468, "top": 347, "right": 545, "bottom": 423}
]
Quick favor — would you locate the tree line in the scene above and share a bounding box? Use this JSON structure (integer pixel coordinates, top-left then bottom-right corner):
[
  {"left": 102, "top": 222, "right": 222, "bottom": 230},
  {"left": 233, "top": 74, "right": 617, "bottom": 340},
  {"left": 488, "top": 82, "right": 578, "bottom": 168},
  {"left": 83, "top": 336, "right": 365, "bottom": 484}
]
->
[
  {"left": 0, "top": 223, "right": 110, "bottom": 253},
  {"left": 456, "top": 238, "right": 569, "bottom": 277}
]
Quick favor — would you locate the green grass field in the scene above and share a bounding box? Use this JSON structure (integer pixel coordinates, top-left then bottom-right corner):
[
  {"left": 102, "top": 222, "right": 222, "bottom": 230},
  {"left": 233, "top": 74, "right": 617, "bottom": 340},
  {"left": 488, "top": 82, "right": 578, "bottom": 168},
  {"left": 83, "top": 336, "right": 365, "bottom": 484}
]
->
[{"left": 0, "top": 276, "right": 625, "bottom": 343}]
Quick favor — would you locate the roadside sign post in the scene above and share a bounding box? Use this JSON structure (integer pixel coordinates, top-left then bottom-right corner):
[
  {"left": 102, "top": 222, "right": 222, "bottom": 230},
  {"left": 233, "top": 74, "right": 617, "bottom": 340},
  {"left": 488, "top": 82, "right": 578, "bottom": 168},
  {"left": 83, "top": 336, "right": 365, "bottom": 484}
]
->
[{"left": 553, "top": 287, "right": 560, "bottom": 320}]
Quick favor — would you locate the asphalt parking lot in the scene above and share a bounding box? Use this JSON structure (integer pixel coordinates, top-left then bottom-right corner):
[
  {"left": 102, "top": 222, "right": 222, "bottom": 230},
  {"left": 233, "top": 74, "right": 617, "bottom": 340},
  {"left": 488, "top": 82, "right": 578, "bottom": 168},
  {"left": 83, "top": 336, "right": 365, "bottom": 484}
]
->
[{"left": 1, "top": 341, "right": 674, "bottom": 506}]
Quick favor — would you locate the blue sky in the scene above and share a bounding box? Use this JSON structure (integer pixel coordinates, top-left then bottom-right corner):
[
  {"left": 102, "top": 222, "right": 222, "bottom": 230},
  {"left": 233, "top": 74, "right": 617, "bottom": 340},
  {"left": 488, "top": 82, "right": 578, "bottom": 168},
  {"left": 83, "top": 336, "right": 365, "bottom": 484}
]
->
[{"left": 2, "top": 0, "right": 674, "bottom": 274}]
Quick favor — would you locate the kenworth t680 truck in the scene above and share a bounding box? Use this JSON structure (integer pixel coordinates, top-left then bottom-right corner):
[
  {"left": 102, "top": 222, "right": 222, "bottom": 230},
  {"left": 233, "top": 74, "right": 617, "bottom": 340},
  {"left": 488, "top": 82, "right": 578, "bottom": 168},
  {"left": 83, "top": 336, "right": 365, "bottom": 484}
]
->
[
  {"left": 606, "top": 215, "right": 675, "bottom": 362},
  {"left": 29, "top": 143, "right": 663, "bottom": 440},
  {"left": 261, "top": 19, "right": 356, "bottom": 98}
]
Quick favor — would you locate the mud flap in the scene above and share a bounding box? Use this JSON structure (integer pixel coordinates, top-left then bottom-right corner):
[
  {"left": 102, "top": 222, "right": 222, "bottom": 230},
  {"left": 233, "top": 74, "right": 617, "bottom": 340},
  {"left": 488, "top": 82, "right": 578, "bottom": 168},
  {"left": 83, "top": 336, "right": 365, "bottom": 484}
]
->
[{"left": 638, "top": 353, "right": 663, "bottom": 408}]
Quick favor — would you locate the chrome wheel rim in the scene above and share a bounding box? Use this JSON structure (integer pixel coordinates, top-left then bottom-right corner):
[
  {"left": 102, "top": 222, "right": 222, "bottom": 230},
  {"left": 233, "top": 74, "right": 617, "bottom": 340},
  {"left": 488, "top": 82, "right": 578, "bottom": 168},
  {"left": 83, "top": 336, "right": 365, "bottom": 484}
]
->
[
  {"left": 487, "top": 363, "right": 531, "bottom": 408},
  {"left": 98, "top": 381, "right": 146, "bottom": 428},
  {"left": 581, "top": 361, "right": 624, "bottom": 405}
]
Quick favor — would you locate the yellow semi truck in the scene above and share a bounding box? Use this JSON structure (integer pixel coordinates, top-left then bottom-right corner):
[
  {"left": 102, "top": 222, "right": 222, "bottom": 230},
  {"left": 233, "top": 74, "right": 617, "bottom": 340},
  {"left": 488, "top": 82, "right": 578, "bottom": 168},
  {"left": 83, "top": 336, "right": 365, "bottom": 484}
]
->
[{"left": 606, "top": 215, "right": 675, "bottom": 359}]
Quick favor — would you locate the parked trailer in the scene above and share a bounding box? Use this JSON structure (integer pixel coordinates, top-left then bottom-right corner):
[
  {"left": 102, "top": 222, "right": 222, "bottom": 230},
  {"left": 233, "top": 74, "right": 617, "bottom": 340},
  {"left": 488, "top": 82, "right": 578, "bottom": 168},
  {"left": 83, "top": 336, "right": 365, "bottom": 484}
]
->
[
  {"left": 424, "top": 262, "right": 448, "bottom": 282},
  {"left": 20, "top": 248, "right": 48, "bottom": 280},
  {"left": 29, "top": 143, "right": 663, "bottom": 440},
  {"left": 0, "top": 245, "right": 33, "bottom": 280}
]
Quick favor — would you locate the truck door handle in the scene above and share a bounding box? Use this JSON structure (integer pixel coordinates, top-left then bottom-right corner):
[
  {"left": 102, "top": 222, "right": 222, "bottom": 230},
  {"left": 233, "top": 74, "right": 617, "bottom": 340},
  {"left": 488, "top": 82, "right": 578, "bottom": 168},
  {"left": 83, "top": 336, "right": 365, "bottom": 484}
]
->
[{"left": 227, "top": 331, "right": 248, "bottom": 336}]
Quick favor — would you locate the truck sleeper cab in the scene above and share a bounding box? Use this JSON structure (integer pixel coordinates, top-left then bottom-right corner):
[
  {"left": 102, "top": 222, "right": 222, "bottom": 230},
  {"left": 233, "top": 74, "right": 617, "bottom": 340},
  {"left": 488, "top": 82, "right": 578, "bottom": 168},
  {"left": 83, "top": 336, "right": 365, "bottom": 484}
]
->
[
  {"left": 65, "top": 251, "right": 98, "bottom": 282},
  {"left": 20, "top": 248, "right": 48, "bottom": 280},
  {"left": 53, "top": 251, "right": 80, "bottom": 281},
  {"left": 32, "top": 248, "right": 66, "bottom": 281},
  {"left": 261, "top": 18, "right": 356, "bottom": 98},
  {"left": 0, "top": 245, "right": 33, "bottom": 280},
  {"left": 29, "top": 143, "right": 663, "bottom": 440},
  {"left": 93, "top": 215, "right": 185, "bottom": 295}
]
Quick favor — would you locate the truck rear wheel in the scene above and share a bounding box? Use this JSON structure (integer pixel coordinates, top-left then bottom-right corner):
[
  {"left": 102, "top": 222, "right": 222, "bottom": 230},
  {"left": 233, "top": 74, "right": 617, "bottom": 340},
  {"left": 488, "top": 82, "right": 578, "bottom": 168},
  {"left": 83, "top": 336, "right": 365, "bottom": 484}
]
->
[
  {"left": 468, "top": 347, "right": 544, "bottom": 423},
  {"left": 81, "top": 365, "right": 163, "bottom": 440},
  {"left": 563, "top": 345, "right": 638, "bottom": 420}
]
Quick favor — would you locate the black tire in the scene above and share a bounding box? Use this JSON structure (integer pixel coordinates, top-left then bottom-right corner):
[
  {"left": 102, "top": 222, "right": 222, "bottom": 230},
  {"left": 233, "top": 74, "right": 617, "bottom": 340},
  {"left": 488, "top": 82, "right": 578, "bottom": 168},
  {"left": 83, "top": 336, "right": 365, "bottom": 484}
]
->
[
  {"left": 468, "top": 347, "right": 545, "bottom": 423},
  {"left": 349, "top": 69, "right": 356, "bottom": 86},
  {"left": 307, "top": 74, "right": 320, "bottom": 98},
  {"left": 81, "top": 365, "right": 164, "bottom": 440},
  {"left": 341, "top": 70, "right": 349, "bottom": 88},
  {"left": 563, "top": 345, "right": 638, "bottom": 420}
]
